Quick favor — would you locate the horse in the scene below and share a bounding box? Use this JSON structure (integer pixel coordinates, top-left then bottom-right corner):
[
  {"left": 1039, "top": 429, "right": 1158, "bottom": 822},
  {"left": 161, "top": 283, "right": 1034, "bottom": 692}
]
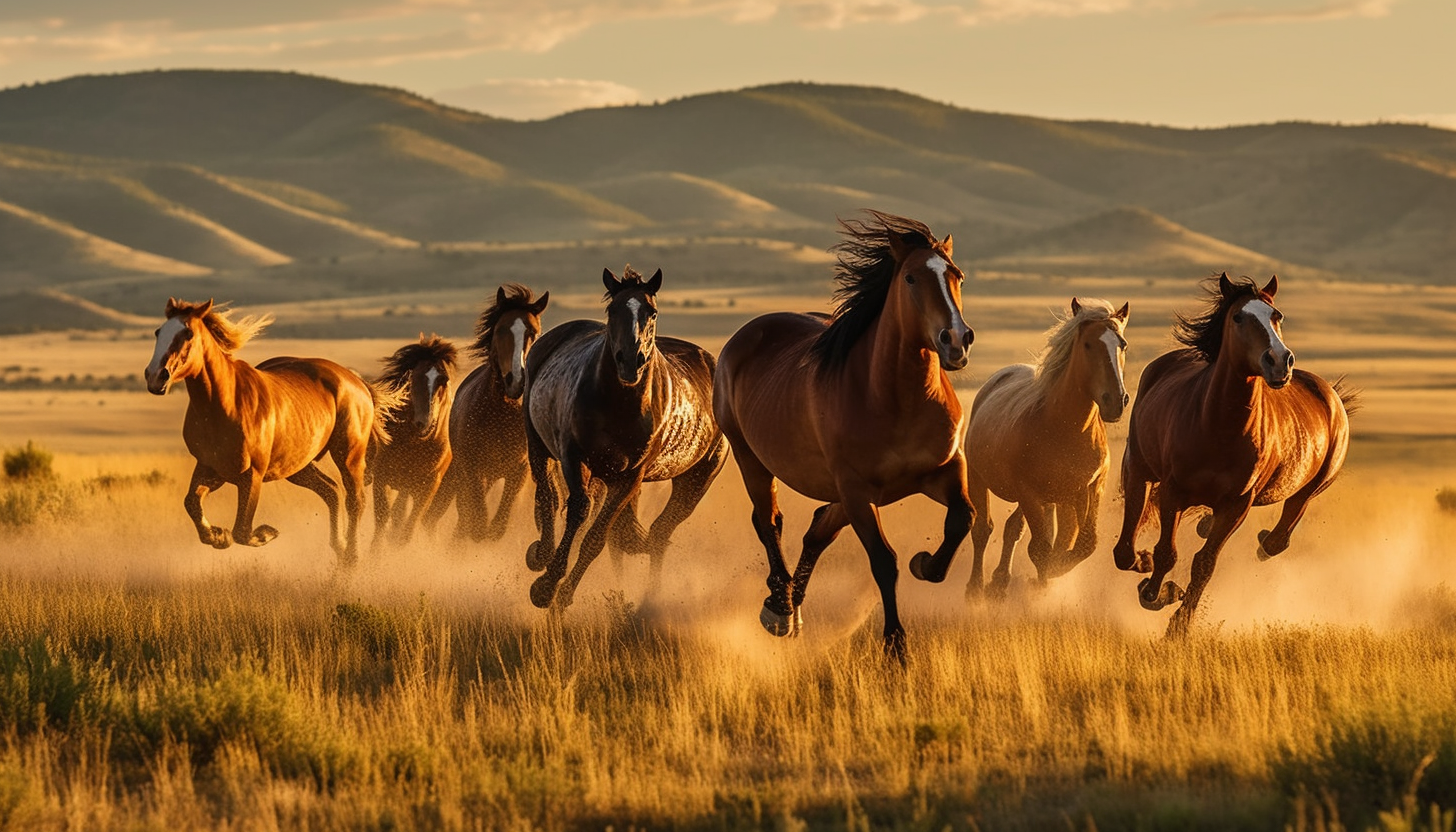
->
[
  {"left": 144, "top": 297, "right": 390, "bottom": 565},
  {"left": 964, "top": 298, "right": 1130, "bottom": 598},
  {"left": 523, "top": 266, "right": 727, "bottom": 610},
  {"left": 369, "top": 334, "right": 458, "bottom": 548},
  {"left": 713, "top": 210, "right": 975, "bottom": 661},
  {"left": 1112, "top": 274, "right": 1355, "bottom": 638},
  {"left": 422, "top": 284, "right": 550, "bottom": 542}
]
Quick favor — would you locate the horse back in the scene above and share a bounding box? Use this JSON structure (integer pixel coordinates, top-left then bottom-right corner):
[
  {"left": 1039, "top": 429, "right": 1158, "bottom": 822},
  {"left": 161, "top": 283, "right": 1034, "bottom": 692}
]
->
[{"left": 641, "top": 336, "right": 722, "bottom": 482}]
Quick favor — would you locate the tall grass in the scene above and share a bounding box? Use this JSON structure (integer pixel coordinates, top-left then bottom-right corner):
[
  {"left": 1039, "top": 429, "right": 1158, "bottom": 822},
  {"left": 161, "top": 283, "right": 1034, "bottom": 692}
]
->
[{"left": 0, "top": 568, "right": 1452, "bottom": 831}]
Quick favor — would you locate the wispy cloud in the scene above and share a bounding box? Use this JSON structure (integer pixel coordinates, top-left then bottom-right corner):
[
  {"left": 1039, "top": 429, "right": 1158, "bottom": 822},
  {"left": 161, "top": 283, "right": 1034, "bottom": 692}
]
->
[
  {"left": 1206, "top": 0, "right": 1397, "bottom": 24},
  {"left": 432, "top": 78, "right": 642, "bottom": 119}
]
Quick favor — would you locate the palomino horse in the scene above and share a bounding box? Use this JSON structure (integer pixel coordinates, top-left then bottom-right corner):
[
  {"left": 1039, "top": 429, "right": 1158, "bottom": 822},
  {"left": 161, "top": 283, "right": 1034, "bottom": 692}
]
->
[
  {"left": 965, "top": 298, "right": 1130, "bottom": 597},
  {"left": 144, "top": 298, "right": 389, "bottom": 565},
  {"left": 714, "top": 211, "right": 974, "bottom": 660},
  {"left": 1113, "top": 274, "right": 1354, "bottom": 637},
  {"left": 423, "top": 284, "right": 549, "bottom": 541},
  {"left": 369, "top": 334, "right": 458, "bottom": 548},
  {"left": 524, "top": 266, "right": 726, "bottom": 610}
]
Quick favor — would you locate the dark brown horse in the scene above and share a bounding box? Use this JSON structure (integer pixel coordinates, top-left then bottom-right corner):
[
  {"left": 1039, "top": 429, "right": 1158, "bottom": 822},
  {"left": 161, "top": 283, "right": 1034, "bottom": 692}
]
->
[
  {"left": 369, "top": 334, "right": 458, "bottom": 548},
  {"left": 713, "top": 211, "right": 975, "bottom": 660},
  {"left": 964, "top": 298, "right": 1130, "bottom": 597},
  {"left": 523, "top": 266, "right": 726, "bottom": 609},
  {"left": 423, "top": 285, "right": 550, "bottom": 541},
  {"left": 144, "top": 298, "right": 389, "bottom": 565},
  {"left": 1113, "top": 274, "right": 1355, "bottom": 637}
]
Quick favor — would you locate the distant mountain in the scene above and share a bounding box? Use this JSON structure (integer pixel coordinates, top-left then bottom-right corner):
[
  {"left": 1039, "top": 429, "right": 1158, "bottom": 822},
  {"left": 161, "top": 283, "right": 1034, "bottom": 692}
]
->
[{"left": 1, "top": 69, "right": 1453, "bottom": 325}]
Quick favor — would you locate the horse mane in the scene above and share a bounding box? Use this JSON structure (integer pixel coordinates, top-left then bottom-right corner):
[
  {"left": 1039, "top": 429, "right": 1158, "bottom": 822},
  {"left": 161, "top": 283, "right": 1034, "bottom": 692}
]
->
[
  {"left": 469, "top": 284, "right": 539, "bottom": 359},
  {"left": 379, "top": 335, "right": 458, "bottom": 387},
  {"left": 811, "top": 210, "right": 939, "bottom": 374},
  {"left": 1173, "top": 274, "right": 1263, "bottom": 363},
  {"left": 169, "top": 299, "right": 272, "bottom": 353},
  {"left": 1035, "top": 298, "right": 1118, "bottom": 390}
]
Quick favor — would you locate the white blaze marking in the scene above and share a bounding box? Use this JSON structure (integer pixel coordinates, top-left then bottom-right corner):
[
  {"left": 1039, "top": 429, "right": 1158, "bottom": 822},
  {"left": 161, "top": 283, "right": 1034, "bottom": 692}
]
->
[
  {"left": 626, "top": 297, "right": 642, "bottom": 343},
  {"left": 425, "top": 366, "right": 441, "bottom": 398},
  {"left": 925, "top": 255, "right": 960, "bottom": 326},
  {"left": 1246, "top": 300, "right": 1288, "bottom": 354},
  {"left": 510, "top": 318, "right": 527, "bottom": 379},
  {"left": 1099, "top": 329, "right": 1123, "bottom": 374},
  {"left": 146, "top": 317, "right": 186, "bottom": 381}
]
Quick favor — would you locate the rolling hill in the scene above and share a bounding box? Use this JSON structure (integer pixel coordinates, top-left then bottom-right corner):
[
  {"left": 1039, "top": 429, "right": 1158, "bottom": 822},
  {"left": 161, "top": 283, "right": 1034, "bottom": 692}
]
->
[{"left": 1, "top": 69, "right": 1453, "bottom": 332}]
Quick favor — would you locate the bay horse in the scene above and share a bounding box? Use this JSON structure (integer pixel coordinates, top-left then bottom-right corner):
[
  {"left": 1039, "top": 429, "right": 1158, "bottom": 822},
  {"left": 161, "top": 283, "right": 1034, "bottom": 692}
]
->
[
  {"left": 964, "top": 298, "right": 1130, "bottom": 597},
  {"left": 713, "top": 210, "right": 975, "bottom": 661},
  {"left": 422, "top": 284, "right": 549, "bottom": 542},
  {"left": 369, "top": 334, "right": 458, "bottom": 548},
  {"left": 1113, "top": 274, "right": 1355, "bottom": 638},
  {"left": 144, "top": 298, "right": 390, "bottom": 565},
  {"left": 523, "top": 266, "right": 726, "bottom": 610}
]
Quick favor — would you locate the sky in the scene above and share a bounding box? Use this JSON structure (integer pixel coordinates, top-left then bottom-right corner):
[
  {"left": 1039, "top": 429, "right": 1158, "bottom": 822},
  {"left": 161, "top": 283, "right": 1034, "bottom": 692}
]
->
[{"left": 0, "top": 0, "right": 1451, "bottom": 127}]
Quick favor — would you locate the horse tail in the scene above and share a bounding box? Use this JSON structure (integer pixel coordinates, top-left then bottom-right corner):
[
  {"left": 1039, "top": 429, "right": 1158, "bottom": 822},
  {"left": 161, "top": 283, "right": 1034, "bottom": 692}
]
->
[{"left": 1331, "top": 375, "right": 1362, "bottom": 418}]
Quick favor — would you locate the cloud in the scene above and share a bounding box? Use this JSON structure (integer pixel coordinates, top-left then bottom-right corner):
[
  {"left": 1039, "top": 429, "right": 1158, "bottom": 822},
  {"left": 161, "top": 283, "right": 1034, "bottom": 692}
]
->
[
  {"left": 432, "top": 78, "right": 643, "bottom": 119},
  {"left": 1205, "top": 0, "right": 1397, "bottom": 24}
]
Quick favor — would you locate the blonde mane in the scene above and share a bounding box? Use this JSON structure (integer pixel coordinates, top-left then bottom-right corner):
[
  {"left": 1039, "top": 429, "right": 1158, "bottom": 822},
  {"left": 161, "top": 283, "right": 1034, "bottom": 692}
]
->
[
  {"left": 168, "top": 299, "right": 273, "bottom": 353},
  {"left": 994, "top": 298, "right": 1119, "bottom": 417}
]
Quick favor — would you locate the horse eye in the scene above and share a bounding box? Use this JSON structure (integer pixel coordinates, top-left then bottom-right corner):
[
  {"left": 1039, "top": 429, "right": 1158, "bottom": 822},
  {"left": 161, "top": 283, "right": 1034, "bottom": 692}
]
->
[
  {"left": 1232, "top": 313, "right": 1244, "bottom": 324},
  {"left": 905, "top": 275, "right": 916, "bottom": 284},
  {"left": 153, "top": 328, "right": 160, "bottom": 337}
]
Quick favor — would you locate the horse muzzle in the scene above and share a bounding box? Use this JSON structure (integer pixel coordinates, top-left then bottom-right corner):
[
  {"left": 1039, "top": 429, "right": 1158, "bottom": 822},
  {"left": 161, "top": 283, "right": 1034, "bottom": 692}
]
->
[
  {"left": 145, "top": 367, "right": 169, "bottom": 396},
  {"left": 1099, "top": 390, "right": 1130, "bottom": 423},
  {"left": 1261, "top": 349, "right": 1294, "bottom": 389},
  {"left": 936, "top": 326, "right": 973, "bottom": 371},
  {"left": 614, "top": 350, "right": 648, "bottom": 385},
  {"left": 502, "top": 372, "right": 525, "bottom": 400}
]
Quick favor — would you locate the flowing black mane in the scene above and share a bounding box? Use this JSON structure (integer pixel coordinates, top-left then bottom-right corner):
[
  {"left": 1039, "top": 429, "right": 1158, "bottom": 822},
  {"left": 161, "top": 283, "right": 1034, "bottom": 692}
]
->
[
  {"left": 810, "top": 210, "right": 939, "bottom": 374},
  {"left": 380, "top": 335, "right": 457, "bottom": 386},
  {"left": 470, "top": 284, "right": 539, "bottom": 359},
  {"left": 1173, "top": 274, "right": 1263, "bottom": 363}
]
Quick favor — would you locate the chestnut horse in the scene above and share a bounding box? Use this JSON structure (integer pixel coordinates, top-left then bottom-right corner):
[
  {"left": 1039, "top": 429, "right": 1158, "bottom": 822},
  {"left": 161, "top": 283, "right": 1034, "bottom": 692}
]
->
[
  {"left": 1113, "top": 274, "right": 1354, "bottom": 637},
  {"left": 965, "top": 298, "right": 1130, "bottom": 597},
  {"left": 523, "top": 266, "right": 727, "bottom": 610},
  {"left": 144, "top": 298, "right": 389, "bottom": 565},
  {"left": 714, "top": 211, "right": 975, "bottom": 660},
  {"left": 369, "top": 334, "right": 458, "bottom": 548},
  {"left": 423, "top": 285, "right": 550, "bottom": 541}
]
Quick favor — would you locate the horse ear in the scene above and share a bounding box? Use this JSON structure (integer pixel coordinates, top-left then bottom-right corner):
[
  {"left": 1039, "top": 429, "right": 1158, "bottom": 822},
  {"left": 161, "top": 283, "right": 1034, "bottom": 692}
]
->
[
  {"left": 496, "top": 285, "right": 508, "bottom": 306},
  {"left": 1114, "top": 302, "right": 1130, "bottom": 323},
  {"left": 602, "top": 268, "right": 620, "bottom": 294},
  {"left": 165, "top": 297, "right": 180, "bottom": 317},
  {"left": 1218, "top": 272, "right": 1236, "bottom": 298},
  {"left": 886, "top": 230, "right": 911, "bottom": 261},
  {"left": 530, "top": 291, "right": 550, "bottom": 315},
  {"left": 199, "top": 298, "right": 214, "bottom": 317},
  {"left": 1070, "top": 297, "right": 1083, "bottom": 316},
  {"left": 645, "top": 268, "right": 663, "bottom": 295},
  {"left": 940, "top": 234, "right": 954, "bottom": 259},
  {"left": 1261, "top": 275, "right": 1278, "bottom": 298}
]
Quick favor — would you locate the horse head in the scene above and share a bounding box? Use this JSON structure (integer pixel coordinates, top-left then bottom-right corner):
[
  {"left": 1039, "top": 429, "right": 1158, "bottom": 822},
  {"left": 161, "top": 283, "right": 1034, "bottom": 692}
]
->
[
  {"left": 1221, "top": 274, "right": 1293, "bottom": 389},
  {"left": 602, "top": 266, "right": 661, "bottom": 385},
  {"left": 886, "top": 231, "right": 973, "bottom": 370},
  {"left": 487, "top": 285, "right": 550, "bottom": 399},
  {"left": 405, "top": 335, "right": 458, "bottom": 435},
  {"left": 1070, "top": 297, "right": 1131, "bottom": 422},
  {"left": 145, "top": 297, "right": 213, "bottom": 395}
]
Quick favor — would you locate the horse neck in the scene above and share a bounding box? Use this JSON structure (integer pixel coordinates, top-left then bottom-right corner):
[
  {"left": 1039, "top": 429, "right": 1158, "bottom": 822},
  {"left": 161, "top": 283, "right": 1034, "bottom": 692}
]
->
[
  {"left": 182, "top": 334, "right": 241, "bottom": 411},
  {"left": 594, "top": 340, "right": 654, "bottom": 415},
  {"left": 1201, "top": 349, "right": 1265, "bottom": 430},
  {"left": 862, "top": 300, "right": 953, "bottom": 405},
  {"left": 1041, "top": 361, "right": 1101, "bottom": 434}
]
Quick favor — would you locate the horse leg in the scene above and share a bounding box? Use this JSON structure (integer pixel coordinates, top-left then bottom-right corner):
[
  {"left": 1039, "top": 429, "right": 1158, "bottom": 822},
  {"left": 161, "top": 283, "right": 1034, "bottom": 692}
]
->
[
  {"left": 964, "top": 468, "right": 993, "bottom": 599},
  {"left": 907, "top": 458, "right": 972, "bottom": 584},
  {"left": 1062, "top": 473, "right": 1107, "bottom": 573},
  {"left": 399, "top": 473, "right": 445, "bottom": 547},
  {"left": 1256, "top": 456, "right": 1341, "bottom": 560},
  {"left": 640, "top": 439, "right": 728, "bottom": 598},
  {"left": 333, "top": 438, "right": 368, "bottom": 567},
  {"left": 840, "top": 494, "right": 907, "bottom": 664},
  {"left": 731, "top": 444, "right": 793, "bottom": 637},
  {"left": 1035, "top": 502, "right": 1082, "bottom": 584},
  {"left": 788, "top": 503, "right": 849, "bottom": 635},
  {"left": 289, "top": 463, "right": 344, "bottom": 554},
  {"left": 1167, "top": 496, "right": 1252, "bottom": 639},
  {"left": 606, "top": 490, "right": 644, "bottom": 580},
  {"left": 555, "top": 476, "right": 641, "bottom": 609},
  {"left": 370, "top": 477, "right": 391, "bottom": 553},
  {"left": 1138, "top": 492, "right": 1187, "bottom": 612},
  {"left": 1021, "top": 501, "right": 1056, "bottom": 580},
  {"left": 529, "top": 455, "right": 590, "bottom": 609},
  {"left": 485, "top": 466, "right": 528, "bottom": 542},
  {"left": 184, "top": 464, "right": 231, "bottom": 549},
  {"left": 1113, "top": 444, "right": 1154, "bottom": 573},
  {"left": 524, "top": 419, "right": 559, "bottom": 571},
  {"left": 421, "top": 462, "right": 456, "bottom": 538},
  {"left": 230, "top": 468, "right": 278, "bottom": 548},
  {"left": 987, "top": 507, "right": 1025, "bottom": 598}
]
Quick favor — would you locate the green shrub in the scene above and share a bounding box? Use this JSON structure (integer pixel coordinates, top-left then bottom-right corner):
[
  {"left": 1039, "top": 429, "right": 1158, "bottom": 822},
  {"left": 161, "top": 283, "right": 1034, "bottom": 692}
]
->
[
  {"left": 2, "top": 442, "right": 52, "bottom": 480},
  {"left": 0, "top": 480, "right": 76, "bottom": 527},
  {"left": 0, "top": 638, "right": 110, "bottom": 735}
]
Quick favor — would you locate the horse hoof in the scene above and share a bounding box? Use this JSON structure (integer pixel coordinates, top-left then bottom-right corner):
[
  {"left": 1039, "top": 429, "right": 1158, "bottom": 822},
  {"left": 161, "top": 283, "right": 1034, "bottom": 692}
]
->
[
  {"left": 1134, "top": 551, "right": 1155, "bottom": 574},
  {"left": 1256, "top": 530, "right": 1284, "bottom": 561},
  {"left": 759, "top": 603, "right": 794, "bottom": 638},
  {"left": 987, "top": 573, "right": 1010, "bottom": 600},
  {"left": 529, "top": 575, "right": 558, "bottom": 609},
  {"left": 1138, "top": 578, "right": 1183, "bottom": 611},
  {"left": 248, "top": 525, "right": 279, "bottom": 546},
  {"left": 205, "top": 528, "right": 232, "bottom": 550},
  {"left": 525, "top": 541, "right": 547, "bottom": 572},
  {"left": 1195, "top": 513, "right": 1213, "bottom": 539},
  {"left": 908, "top": 551, "right": 941, "bottom": 583}
]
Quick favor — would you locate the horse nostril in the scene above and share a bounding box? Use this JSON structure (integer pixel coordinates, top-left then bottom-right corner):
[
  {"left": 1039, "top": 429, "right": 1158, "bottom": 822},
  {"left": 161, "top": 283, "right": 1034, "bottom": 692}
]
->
[
  {"left": 1122, "top": 393, "right": 1130, "bottom": 407},
  {"left": 938, "top": 330, "right": 952, "bottom": 346}
]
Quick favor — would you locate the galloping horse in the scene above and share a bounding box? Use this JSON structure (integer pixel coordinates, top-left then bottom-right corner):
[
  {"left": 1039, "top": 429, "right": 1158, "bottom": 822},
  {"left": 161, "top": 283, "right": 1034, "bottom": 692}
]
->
[
  {"left": 964, "top": 298, "right": 1130, "bottom": 597},
  {"left": 1113, "top": 274, "right": 1354, "bottom": 637},
  {"left": 523, "top": 267, "right": 726, "bottom": 609},
  {"left": 423, "top": 285, "right": 549, "bottom": 541},
  {"left": 369, "top": 334, "right": 458, "bottom": 548},
  {"left": 144, "top": 298, "right": 388, "bottom": 565},
  {"left": 714, "top": 211, "right": 975, "bottom": 660}
]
